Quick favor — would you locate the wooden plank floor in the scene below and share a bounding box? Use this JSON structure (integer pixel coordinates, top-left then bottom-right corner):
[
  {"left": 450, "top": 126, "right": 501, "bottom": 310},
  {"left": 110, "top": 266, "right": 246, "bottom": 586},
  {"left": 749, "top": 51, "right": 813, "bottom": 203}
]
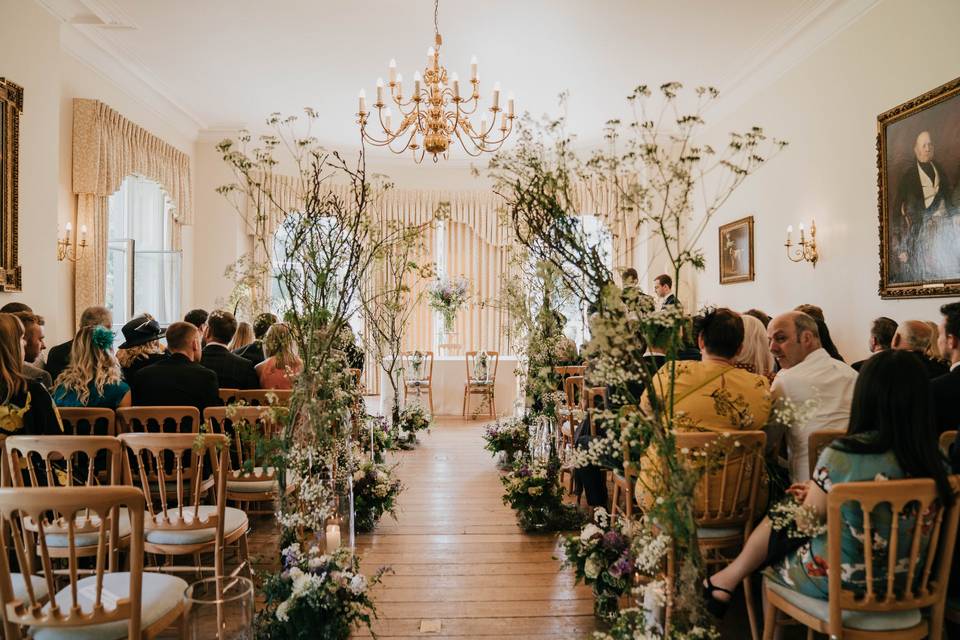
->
[{"left": 354, "top": 416, "right": 598, "bottom": 639}]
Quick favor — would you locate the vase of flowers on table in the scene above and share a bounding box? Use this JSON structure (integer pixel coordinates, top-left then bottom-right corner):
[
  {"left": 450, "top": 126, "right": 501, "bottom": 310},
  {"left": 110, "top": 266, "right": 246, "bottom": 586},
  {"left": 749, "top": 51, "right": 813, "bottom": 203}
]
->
[{"left": 428, "top": 276, "right": 469, "bottom": 334}]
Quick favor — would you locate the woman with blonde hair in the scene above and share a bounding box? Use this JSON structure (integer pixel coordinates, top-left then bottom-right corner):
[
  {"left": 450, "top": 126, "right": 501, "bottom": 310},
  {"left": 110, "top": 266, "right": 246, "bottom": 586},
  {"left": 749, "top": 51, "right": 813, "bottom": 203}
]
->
[
  {"left": 255, "top": 323, "right": 302, "bottom": 389},
  {"left": 0, "top": 314, "right": 62, "bottom": 434},
  {"left": 116, "top": 313, "right": 167, "bottom": 382},
  {"left": 925, "top": 320, "right": 945, "bottom": 363},
  {"left": 53, "top": 325, "right": 131, "bottom": 408},
  {"left": 735, "top": 313, "right": 775, "bottom": 380},
  {"left": 229, "top": 321, "right": 255, "bottom": 352}
]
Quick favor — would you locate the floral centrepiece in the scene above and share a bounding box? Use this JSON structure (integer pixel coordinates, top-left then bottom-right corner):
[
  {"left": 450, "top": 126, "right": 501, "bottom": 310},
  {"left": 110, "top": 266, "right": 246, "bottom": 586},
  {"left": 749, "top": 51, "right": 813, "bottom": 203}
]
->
[
  {"left": 500, "top": 458, "right": 582, "bottom": 532},
  {"left": 428, "top": 276, "right": 469, "bottom": 332},
  {"left": 483, "top": 417, "right": 530, "bottom": 464},
  {"left": 397, "top": 404, "right": 432, "bottom": 443},
  {"left": 353, "top": 460, "right": 403, "bottom": 533},
  {"left": 256, "top": 543, "right": 388, "bottom": 640}
]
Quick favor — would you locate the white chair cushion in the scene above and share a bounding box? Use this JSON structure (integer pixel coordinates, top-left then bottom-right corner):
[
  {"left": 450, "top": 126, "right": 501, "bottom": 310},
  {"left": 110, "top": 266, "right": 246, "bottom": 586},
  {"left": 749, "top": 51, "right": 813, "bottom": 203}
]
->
[
  {"left": 145, "top": 505, "right": 247, "bottom": 546},
  {"left": 33, "top": 572, "right": 186, "bottom": 640},
  {"left": 11, "top": 573, "right": 48, "bottom": 602},
  {"left": 764, "top": 576, "right": 922, "bottom": 631},
  {"left": 696, "top": 526, "right": 742, "bottom": 540},
  {"left": 227, "top": 468, "right": 295, "bottom": 494},
  {"left": 560, "top": 421, "right": 572, "bottom": 438},
  {"left": 43, "top": 509, "right": 131, "bottom": 548}
]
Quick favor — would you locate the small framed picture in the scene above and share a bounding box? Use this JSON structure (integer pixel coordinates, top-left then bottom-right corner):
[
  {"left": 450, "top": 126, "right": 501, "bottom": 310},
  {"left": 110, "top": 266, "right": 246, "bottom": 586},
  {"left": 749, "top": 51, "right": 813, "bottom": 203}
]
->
[{"left": 719, "top": 216, "right": 755, "bottom": 285}]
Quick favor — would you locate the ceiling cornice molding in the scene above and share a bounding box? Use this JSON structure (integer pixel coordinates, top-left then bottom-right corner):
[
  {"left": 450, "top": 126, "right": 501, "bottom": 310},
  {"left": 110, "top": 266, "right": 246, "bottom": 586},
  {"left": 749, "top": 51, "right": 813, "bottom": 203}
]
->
[{"left": 709, "top": 0, "right": 881, "bottom": 122}]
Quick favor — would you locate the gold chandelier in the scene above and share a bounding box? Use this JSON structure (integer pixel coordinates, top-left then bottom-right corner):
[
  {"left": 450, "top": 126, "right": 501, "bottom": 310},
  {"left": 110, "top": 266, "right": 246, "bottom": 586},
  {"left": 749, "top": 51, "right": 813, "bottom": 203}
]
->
[{"left": 356, "top": 0, "right": 515, "bottom": 163}]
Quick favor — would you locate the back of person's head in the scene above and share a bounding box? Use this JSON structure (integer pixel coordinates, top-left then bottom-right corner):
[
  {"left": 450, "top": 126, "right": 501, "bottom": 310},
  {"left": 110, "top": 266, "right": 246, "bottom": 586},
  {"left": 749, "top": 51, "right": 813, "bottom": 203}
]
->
[
  {"left": 11, "top": 311, "right": 42, "bottom": 331},
  {"left": 184, "top": 309, "right": 209, "bottom": 329},
  {"left": 744, "top": 308, "right": 771, "bottom": 328},
  {"left": 735, "top": 314, "right": 774, "bottom": 376},
  {"left": 229, "top": 321, "right": 255, "bottom": 351},
  {"left": 206, "top": 309, "right": 238, "bottom": 345},
  {"left": 253, "top": 312, "right": 279, "bottom": 339},
  {"left": 264, "top": 323, "right": 300, "bottom": 369},
  {"left": 621, "top": 268, "right": 638, "bottom": 286},
  {"left": 0, "top": 314, "right": 27, "bottom": 403},
  {"left": 166, "top": 322, "right": 198, "bottom": 353},
  {"left": 0, "top": 302, "right": 32, "bottom": 313},
  {"left": 794, "top": 304, "right": 825, "bottom": 323},
  {"left": 695, "top": 308, "right": 744, "bottom": 359},
  {"left": 841, "top": 349, "right": 952, "bottom": 504},
  {"left": 816, "top": 317, "right": 844, "bottom": 362},
  {"left": 655, "top": 274, "right": 672, "bottom": 289},
  {"left": 870, "top": 317, "right": 897, "bottom": 350},
  {"left": 79, "top": 306, "right": 112, "bottom": 330},
  {"left": 943, "top": 302, "right": 960, "bottom": 341},
  {"left": 893, "top": 320, "right": 932, "bottom": 353},
  {"left": 56, "top": 325, "right": 121, "bottom": 405},
  {"left": 925, "top": 321, "right": 942, "bottom": 360}
]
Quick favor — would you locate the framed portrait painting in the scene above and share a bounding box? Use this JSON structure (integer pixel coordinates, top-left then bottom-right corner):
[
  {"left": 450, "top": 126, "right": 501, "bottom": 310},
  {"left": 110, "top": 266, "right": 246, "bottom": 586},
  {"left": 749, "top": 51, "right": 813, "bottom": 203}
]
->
[
  {"left": 877, "top": 76, "right": 960, "bottom": 298},
  {"left": 719, "top": 216, "right": 754, "bottom": 284},
  {"left": 0, "top": 78, "right": 22, "bottom": 292}
]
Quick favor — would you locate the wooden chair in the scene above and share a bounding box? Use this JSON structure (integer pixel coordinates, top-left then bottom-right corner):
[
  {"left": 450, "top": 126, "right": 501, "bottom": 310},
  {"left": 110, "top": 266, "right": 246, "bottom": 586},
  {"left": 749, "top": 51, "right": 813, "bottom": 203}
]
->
[
  {"left": 116, "top": 406, "right": 201, "bottom": 434},
  {"left": 0, "top": 485, "right": 186, "bottom": 640},
  {"left": 558, "top": 376, "right": 586, "bottom": 495},
  {"left": 5, "top": 435, "right": 126, "bottom": 572},
  {"left": 401, "top": 351, "right": 434, "bottom": 414},
  {"left": 236, "top": 389, "right": 293, "bottom": 406},
  {"left": 763, "top": 477, "right": 960, "bottom": 640},
  {"left": 218, "top": 388, "right": 240, "bottom": 405},
  {"left": 463, "top": 351, "right": 499, "bottom": 418},
  {"left": 553, "top": 365, "right": 587, "bottom": 378},
  {"left": 808, "top": 429, "right": 845, "bottom": 479},
  {"left": 57, "top": 407, "right": 116, "bottom": 436},
  {"left": 610, "top": 421, "right": 641, "bottom": 519},
  {"left": 680, "top": 430, "right": 766, "bottom": 640},
  {"left": 939, "top": 430, "right": 956, "bottom": 455},
  {"left": 204, "top": 406, "right": 295, "bottom": 515},
  {"left": 119, "top": 432, "right": 249, "bottom": 579}
]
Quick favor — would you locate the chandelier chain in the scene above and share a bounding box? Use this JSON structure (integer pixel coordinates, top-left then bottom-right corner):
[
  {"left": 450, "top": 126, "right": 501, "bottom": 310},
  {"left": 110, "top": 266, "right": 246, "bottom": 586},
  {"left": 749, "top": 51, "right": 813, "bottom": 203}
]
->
[{"left": 434, "top": 0, "right": 439, "bottom": 38}]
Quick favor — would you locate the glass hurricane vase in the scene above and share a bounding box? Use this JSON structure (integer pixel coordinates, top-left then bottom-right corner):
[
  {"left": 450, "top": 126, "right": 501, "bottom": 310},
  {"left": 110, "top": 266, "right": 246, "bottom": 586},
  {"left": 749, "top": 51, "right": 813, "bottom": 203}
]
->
[{"left": 184, "top": 576, "right": 254, "bottom": 640}]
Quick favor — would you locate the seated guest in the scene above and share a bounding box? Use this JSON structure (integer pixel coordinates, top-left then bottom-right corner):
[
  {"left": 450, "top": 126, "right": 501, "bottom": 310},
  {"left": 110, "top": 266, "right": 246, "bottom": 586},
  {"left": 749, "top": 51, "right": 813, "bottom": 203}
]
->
[
  {"left": 235, "top": 312, "right": 278, "bottom": 366},
  {"left": 735, "top": 314, "right": 775, "bottom": 381},
  {"left": 851, "top": 316, "right": 897, "bottom": 371},
  {"left": 116, "top": 314, "right": 167, "bottom": 383},
  {"left": 653, "top": 273, "right": 678, "bottom": 308},
  {"left": 934, "top": 302, "right": 960, "bottom": 435},
  {"left": 703, "top": 350, "right": 951, "bottom": 615},
  {"left": 229, "top": 321, "right": 255, "bottom": 352},
  {"left": 184, "top": 308, "right": 209, "bottom": 331},
  {"left": 45, "top": 305, "right": 111, "bottom": 384},
  {"left": 256, "top": 323, "right": 302, "bottom": 390},
  {"left": 200, "top": 310, "right": 259, "bottom": 389},
  {"left": 52, "top": 326, "right": 131, "bottom": 409},
  {"left": 643, "top": 308, "right": 771, "bottom": 432},
  {"left": 925, "top": 320, "right": 945, "bottom": 363},
  {"left": 0, "top": 302, "right": 32, "bottom": 313},
  {"left": 677, "top": 316, "right": 702, "bottom": 362},
  {"left": 768, "top": 311, "right": 857, "bottom": 481},
  {"left": 0, "top": 314, "right": 61, "bottom": 434},
  {"left": 891, "top": 319, "right": 949, "bottom": 378},
  {"left": 744, "top": 308, "right": 771, "bottom": 328},
  {"left": 12, "top": 312, "right": 51, "bottom": 388},
  {"left": 794, "top": 304, "right": 844, "bottom": 362},
  {"left": 131, "top": 321, "right": 221, "bottom": 413}
]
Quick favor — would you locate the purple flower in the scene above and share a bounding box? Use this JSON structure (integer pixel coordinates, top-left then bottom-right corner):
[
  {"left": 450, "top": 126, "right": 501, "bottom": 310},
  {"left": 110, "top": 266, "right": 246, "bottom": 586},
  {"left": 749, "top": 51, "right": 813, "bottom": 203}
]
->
[
  {"left": 601, "top": 531, "right": 626, "bottom": 551},
  {"left": 517, "top": 466, "right": 532, "bottom": 478},
  {"left": 608, "top": 554, "right": 635, "bottom": 580}
]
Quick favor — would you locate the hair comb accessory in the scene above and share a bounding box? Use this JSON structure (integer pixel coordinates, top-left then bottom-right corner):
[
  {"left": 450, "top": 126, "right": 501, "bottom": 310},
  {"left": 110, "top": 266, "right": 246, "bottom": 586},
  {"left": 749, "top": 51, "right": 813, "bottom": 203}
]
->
[{"left": 91, "top": 325, "right": 115, "bottom": 351}]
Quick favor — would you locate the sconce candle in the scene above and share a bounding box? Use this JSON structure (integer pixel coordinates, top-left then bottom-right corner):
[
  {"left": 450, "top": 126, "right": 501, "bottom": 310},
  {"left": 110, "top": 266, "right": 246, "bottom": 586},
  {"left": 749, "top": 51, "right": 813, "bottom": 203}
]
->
[{"left": 785, "top": 219, "right": 818, "bottom": 267}]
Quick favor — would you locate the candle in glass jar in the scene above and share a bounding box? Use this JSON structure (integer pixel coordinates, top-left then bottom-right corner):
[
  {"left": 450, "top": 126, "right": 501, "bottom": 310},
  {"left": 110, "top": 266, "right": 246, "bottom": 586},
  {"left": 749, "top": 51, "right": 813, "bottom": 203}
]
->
[{"left": 325, "top": 524, "right": 341, "bottom": 552}]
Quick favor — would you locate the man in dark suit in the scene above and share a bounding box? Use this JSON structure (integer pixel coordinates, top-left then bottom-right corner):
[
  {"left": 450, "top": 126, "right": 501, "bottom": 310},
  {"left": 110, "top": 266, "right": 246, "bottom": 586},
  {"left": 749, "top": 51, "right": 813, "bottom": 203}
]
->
[
  {"left": 653, "top": 273, "right": 678, "bottom": 309},
  {"left": 851, "top": 317, "right": 897, "bottom": 371},
  {"left": 935, "top": 303, "right": 960, "bottom": 436},
  {"left": 891, "top": 320, "right": 949, "bottom": 379},
  {"left": 200, "top": 310, "right": 259, "bottom": 389},
  {"left": 44, "top": 306, "right": 112, "bottom": 384},
  {"left": 234, "top": 312, "right": 277, "bottom": 366},
  {"left": 131, "top": 322, "right": 221, "bottom": 413}
]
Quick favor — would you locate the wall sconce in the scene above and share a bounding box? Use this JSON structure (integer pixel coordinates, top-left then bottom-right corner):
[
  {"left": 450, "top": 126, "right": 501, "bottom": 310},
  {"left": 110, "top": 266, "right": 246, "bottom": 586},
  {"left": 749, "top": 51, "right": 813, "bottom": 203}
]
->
[
  {"left": 57, "top": 222, "right": 88, "bottom": 262},
  {"left": 785, "top": 219, "right": 818, "bottom": 267}
]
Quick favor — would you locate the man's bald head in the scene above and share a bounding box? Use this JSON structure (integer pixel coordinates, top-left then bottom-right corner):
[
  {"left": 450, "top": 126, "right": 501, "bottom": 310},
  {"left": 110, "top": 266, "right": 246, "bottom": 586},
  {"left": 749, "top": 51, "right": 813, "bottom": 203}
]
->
[
  {"left": 892, "top": 320, "right": 932, "bottom": 353},
  {"left": 767, "top": 311, "right": 822, "bottom": 369}
]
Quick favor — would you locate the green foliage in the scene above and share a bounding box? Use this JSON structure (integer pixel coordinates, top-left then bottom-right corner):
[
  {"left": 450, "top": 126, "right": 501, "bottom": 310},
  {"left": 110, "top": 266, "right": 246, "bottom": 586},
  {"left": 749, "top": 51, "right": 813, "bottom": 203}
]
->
[
  {"left": 352, "top": 460, "right": 403, "bottom": 533},
  {"left": 500, "top": 458, "right": 583, "bottom": 532}
]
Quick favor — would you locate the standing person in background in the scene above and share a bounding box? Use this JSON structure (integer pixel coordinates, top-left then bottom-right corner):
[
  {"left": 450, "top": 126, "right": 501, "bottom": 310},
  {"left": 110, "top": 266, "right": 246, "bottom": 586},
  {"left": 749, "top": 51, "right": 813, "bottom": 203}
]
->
[
  {"left": 235, "top": 312, "right": 278, "bottom": 366},
  {"left": 200, "top": 310, "right": 259, "bottom": 389},
  {"left": 0, "top": 314, "right": 61, "bottom": 434},
  {"left": 45, "top": 306, "right": 112, "bottom": 384},
  {"left": 653, "top": 274, "right": 678, "bottom": 308},
  {"left": 52, "top": 325, "right": 131, "bottom": 409},
  {"left": 851, "top": 317, "right": 897, "bottom": 371}
]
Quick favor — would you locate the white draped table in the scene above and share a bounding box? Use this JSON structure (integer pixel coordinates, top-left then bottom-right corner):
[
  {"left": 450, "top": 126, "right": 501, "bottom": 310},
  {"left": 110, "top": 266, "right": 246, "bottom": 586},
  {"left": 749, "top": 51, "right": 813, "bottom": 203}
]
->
[{"left": 379, "top": 355, "right": 520, "bottom": 417}]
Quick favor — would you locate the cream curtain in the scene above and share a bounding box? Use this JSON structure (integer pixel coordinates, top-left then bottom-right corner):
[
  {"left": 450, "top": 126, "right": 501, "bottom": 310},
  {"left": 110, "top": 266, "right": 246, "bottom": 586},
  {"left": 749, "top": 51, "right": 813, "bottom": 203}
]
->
[{"left": 72, "top": 99, "right": 192, "bottom": 328}]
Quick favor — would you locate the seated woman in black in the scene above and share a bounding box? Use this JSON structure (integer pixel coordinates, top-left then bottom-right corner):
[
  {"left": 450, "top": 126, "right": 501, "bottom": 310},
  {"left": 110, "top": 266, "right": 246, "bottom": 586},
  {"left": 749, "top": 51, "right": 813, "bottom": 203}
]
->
[{"left": 0, "top": 313, "right": 62, "bottom": 435}]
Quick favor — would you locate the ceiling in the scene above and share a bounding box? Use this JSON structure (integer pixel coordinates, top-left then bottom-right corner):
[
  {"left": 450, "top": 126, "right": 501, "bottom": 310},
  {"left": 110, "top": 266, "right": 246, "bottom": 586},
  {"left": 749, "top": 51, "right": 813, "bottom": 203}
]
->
[{"left": 39, "top": 0, "right": 877, "bottom": 158}]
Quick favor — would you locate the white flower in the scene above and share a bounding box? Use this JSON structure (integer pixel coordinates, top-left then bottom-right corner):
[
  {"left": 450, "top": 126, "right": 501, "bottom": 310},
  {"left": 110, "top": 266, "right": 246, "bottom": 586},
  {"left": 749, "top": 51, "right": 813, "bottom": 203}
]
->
[
  {"left": 276, "top": 599, "right": 291, "bottom": 621},
  {"left": 584, "top": 554, "right": 602, "bottom": 579},
  {"left": 580, "top": 524, "right": 603, "bottom": 543},
  {"left": 349, "top": 574, "right": 367, "bottom": 594},
  {"left": 308, "top": 556, "right": 324, "bottom": 569}
]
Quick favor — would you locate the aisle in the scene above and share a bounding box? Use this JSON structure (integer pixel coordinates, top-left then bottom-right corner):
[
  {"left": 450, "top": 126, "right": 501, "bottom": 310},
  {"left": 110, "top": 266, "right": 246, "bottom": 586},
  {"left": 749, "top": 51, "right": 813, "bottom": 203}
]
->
[{"left": 355, "top": 416, "right": 598, "bottom": 639}]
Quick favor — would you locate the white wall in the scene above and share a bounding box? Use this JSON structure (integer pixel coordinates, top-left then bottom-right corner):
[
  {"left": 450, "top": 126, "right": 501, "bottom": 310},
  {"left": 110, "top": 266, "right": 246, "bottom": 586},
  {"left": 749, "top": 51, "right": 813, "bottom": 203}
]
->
[{"left": 696, "top": 0, "right": 960, "bottom": 362}]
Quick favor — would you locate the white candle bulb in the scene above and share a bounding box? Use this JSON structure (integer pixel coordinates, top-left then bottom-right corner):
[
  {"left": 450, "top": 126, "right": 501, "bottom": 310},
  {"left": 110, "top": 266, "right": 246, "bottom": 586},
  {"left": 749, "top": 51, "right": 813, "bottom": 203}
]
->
[
  {"left": 388, "top": 59, "right": 397, "bottom": 84},
  {"left": 80, "top": 224, "right": 87, "bottom": 237},
  {"left": 492, "top": 82, "right": 501, "bottom": 109},
  {"left": 470, "top": 55, "right": 478, "bottom": 80},
  {"left": 396, "top": 73, "right": 403, "bottom": 97},
  {"left": 427, "top": 46, "right": 435, "bottom": 66},
  {"left": 376, "top": 78, "right": 384, "bottom": 104},
  {"left": 358, "top": 89, "right": 366, "bottom": 114},
  {"left": 507, "top": 93, "right": 515, "bottom": 117},
  {"left": 480, "top": 115, "right": 488, "bottom": 134},
  {"left": 66, "top": 222, "right": 72, "bottom": 233},
  {"left": 451, "top": 72, "right": 460, "bottom": 98},
  {"left": 500, "top": 113, "right": 508, "bottom": 131},
  {"left": 413, "top": 71, "right": 421, "bottom": 95},
  {"left": 799, "top": 223, "right": 805, "bottom": 232},
  {"left": 384, "top": 108, "right": 393, "bottom": 130},
  {"left": 786, "top": 225, "right": 793, "bottom": 234}
]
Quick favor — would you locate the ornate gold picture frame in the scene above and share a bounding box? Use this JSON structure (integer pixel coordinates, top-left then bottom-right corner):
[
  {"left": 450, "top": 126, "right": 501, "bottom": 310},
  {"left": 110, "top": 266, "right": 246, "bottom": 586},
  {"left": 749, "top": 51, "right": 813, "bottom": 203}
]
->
[
  {"left": 0, "top": 78, "right": 23, "bottom": 292},
  {"left": 719, "top": 216, "right": 754, "bottom": 284},
  {"left": 877, "top": 76, "right": 960, "bottom": 299}
]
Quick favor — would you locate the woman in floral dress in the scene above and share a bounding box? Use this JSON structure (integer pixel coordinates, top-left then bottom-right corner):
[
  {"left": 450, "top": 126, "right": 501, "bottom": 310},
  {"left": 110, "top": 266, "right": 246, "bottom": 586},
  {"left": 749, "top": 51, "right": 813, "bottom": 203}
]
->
[{"left": 702, "top": 349, "right": 952, "bottom": 611}]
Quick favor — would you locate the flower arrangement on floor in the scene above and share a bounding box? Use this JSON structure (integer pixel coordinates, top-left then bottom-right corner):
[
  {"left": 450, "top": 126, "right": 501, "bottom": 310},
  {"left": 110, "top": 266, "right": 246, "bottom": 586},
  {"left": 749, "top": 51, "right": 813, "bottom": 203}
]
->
[
  {"left": 428, "top": 276, "right": 469, "bottom": 332},
  {"left": 353, "top": 460, "right": 403, "bottom": 533},
  {"left": 397, "top": 404, "right": 432, "bottom": 443},
  {"left": 255, "top": 543, "right": 389, "bottom": 640},
  {"left": 483, "top": 417, "right": 531, "bottom": 466},
  {"left": 500, "top": 457, "right": 583, "bottom": 532}
]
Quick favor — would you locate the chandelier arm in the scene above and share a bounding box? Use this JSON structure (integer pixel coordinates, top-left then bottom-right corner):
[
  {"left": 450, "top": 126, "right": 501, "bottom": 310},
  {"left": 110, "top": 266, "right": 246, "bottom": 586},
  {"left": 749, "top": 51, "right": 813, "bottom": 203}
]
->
[{"left": 451, "top": 126, "right": 488, "bottom": 157}]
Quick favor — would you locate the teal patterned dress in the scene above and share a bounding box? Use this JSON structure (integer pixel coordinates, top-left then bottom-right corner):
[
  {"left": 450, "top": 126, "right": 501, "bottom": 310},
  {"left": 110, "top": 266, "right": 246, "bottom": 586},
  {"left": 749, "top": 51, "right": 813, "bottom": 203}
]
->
[{"left": 768, "top": 436, "right": 940, "bottom": 600}]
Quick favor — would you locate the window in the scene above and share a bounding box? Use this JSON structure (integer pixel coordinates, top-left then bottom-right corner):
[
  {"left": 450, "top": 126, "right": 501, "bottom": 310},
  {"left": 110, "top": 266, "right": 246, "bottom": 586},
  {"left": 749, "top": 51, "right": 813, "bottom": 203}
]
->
[
  {"left": 106, "top": 175, "right": 182, "bottom": 327},
  {"left": 559, "top": 214, "right": 612, "bottom": 346}
]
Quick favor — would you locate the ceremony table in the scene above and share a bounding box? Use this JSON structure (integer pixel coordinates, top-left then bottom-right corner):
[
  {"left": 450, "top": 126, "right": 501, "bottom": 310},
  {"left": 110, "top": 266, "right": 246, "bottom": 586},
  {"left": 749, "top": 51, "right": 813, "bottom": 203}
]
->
[{"left": 379, "top": 355, "right": 520, "bottom": 417}]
